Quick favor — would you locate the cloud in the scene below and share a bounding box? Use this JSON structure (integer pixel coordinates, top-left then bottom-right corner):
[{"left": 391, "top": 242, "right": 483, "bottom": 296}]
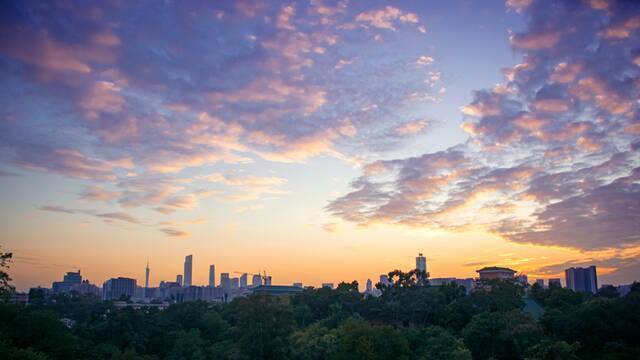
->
[
  {"left": 355, "top": 6, "right": 420, "bottom": 31},
  {"left": 395, "top": 120, "right": 428, "bottom": 135},
  {"left": 159, "top": 227, "right": 191, "bottom": 238},
  {"left": 322, "top": 222, "right": 338, "bottom": 233},
  {"left": 328, "top": 0, "right": 640, "bottom": 251},
  {"left": 0, "top": 1, "right": 444, "bottom": 220},
  {"left": 40, "top": 205, "right": 76, "bottom": 214},
  {"left": 39, "top": 205, "right": 142, "bottom": 225},
  {"left": 201, "top": 172, "right": 289, "bottom": 202},
  {"left": 79, "top": 185, "right": 120, "bottom": 202}
]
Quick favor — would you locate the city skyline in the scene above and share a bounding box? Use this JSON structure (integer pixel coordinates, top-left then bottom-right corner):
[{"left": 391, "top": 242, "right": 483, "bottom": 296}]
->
[
  {"left": 2, "top": 0, "right": 639, "bottom": 292},
  {"left": 19, "top": 251, "right": 621, "bottom": 293}
]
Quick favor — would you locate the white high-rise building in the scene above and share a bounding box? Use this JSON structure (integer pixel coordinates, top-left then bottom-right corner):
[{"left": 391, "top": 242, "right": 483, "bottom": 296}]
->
[
  {"left": 183, "top": 255, "right": 193, "bottom": 287},
  {"left": 209, "top": 264, "right": 215, "bottom": 287},
  {"left": 252, "top": 274, "right": 262, "bottom": 287},
  {"left": 416, "top": 253, "right": 427, "bottom": 273}
]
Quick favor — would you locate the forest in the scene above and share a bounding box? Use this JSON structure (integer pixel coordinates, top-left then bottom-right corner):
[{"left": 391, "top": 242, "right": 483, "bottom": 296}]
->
[{"left": 1, "top": 262, "right": 640, "bottom": 360}]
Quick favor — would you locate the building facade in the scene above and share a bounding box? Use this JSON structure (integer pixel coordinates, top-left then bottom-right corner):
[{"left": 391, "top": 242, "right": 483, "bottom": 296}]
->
[
  {"left": 565, "top": 266, "right": 597, "bottom": 293},
  {"left": 183, "top": 255, "right": 193, "bottom": 287},
  {"left": 476, "top": 267, "right": 516, "bottom": 280},
  {"left": 103, "top": 277, "right": 136, "bottom": 300},
  {"left": 209, "top": 265, "right": 215, "bottom": 287},
  {"left": 416, "top": 253, "right": 427, "bottom": 274}
]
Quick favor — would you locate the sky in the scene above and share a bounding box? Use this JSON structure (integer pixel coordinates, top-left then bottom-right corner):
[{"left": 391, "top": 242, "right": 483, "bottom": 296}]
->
[{"left": 1, "top": 0, "right": 639, "bottom": 291}]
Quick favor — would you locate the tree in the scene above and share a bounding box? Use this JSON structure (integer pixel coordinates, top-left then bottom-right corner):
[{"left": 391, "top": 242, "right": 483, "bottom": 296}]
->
[
  {"left": 524, "top": 339, "right": 580, "bottom": 360},
  {"left": 289, "top": 322, "right": 339, "bottom": 360},
  {"left": 403, "top": 325, "right": 471, "bottom": 360},
  {"left": 232, "top": 294, "right": 294, "bottom": 359},
  {"left": 596, "top": 285, "right": 619, "bottom": 299},
  {"left": 0, "top": 248, "right": 14, "bottom": 301},
  {"left": 462, "top": 310, "right": 542, "bottom": 360},
  {"left": 167, "top": 329, "right": 207, "bottom": 360},
  {"left": 335, "top": 318, "right": 411, "bottom": 360}
]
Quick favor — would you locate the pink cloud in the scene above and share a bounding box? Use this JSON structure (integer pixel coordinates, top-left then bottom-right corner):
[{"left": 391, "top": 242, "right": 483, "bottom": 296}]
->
[{"left": 355, "top": 6, "right": 420, "bottom": 31}]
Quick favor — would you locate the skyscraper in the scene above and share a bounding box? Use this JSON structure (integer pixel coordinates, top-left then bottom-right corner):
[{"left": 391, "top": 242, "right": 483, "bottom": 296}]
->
[
  {"left": 209, "top": 264, "right": 215, "bottom": 287},
  {"left": 221, "top": 273, "right": 230, "bottom": 289},
  {"left": 252, "top": 274, "right": 262, "bottom": 287},
  {"left": 183, "top": 255, "right": 193, "bottom": 287},
  {"left": 565, "top": 266, "right": 597, "bottom": 293},
  {"left": 366, "top": 279, "right": 373, "bottom": 292},
  {"left": 145, "top": 260, "right": 150, "bottom": 298},
  {"left": 239, "top": 273, "right": 248, "bottom": 288},
  {"left": 416, "top": 253, "right": 427, "bottom": 274},
  {"left": 176, "top": 274, "right": 183, "bottom": 286}
]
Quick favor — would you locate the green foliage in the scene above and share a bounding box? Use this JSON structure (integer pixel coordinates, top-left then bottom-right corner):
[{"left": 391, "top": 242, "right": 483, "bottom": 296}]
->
[
  {"left": 403, "top": 325, "right": 471, "bottom": 359},
  {"left": 334, "top": 318, "right": 411, "bottom": 360},
  {"left": 524, "top": 339, "right": 580, "bottom": 360},
  {"left": 0, "top": 248, "right": 14, "bottom": 301},
  {"left": 462, "top": 310, "right": 542, "bottom": 360},
  {"left": 2, "top": 275, "right": 639, "bottom": 359},
  {"left": 230, "top": 294, "right": 295, "bottom": 359}
]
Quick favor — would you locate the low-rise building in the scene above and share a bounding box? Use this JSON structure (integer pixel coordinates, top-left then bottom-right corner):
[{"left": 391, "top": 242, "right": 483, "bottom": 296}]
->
[
  {"left": 430, "top": 278, "right": 475, "bottom": 294},
  {"left": 250, "top": 285, "right": 303, "bottom": 296},
  {"left": 476, "top": 267, "right": 517, "bottom": 280}
]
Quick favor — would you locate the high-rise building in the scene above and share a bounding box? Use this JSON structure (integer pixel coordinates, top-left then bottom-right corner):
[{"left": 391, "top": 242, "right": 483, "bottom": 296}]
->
[
  {"left": 239, "top": 273, "right": 248, "bottom": 288},
  {"left": 103, "top": 277, "right": 136, "bottom": 300},
  {"left": 51, "top": 270, "right": 99, "bottom": 295},
  {"left": 221, "top": 273, "right": 230, "bottom": 289},
  {"left": 183, "top": 255, "right": 193, "bottom": 287},
  {"left": 252, "top": 274, "right": 262, "bottom": 287},
  {"left": 549, "top": 278, "right": 561, "bottom": 287},
  {"left": 145, "top": 260, "right": 150, "bottom": 298},
  {"left": 145, "top": 261, "right": 150, "bottom": 289},
  {"left": 230, "top": 277, "right": 239, "bottom": 289},
  {"left": 176, "top": 274, "right": 183, "bottom": 286},
  {"left": 416, "top": 253, "right": 427, "bottom": 273},
  {"left": 63, "top": 271, "right": 82, "bottom": 283},
  {"left": 52, "top": 270, "right": 82, "bottom": 293},
  {"left": 366, "top": 279, "right": 373, "bottom": 292},
  {"left": 265, "top": 276, "right": 272, "bottom": 286},
  {"left": 209, "top": 265, "right": 216, "bottom": 288},
  {"left": 565, "top": 266, "right": 597, "bottom": 293}
]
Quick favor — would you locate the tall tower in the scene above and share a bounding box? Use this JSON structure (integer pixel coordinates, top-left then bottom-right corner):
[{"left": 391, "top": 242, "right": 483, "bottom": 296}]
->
[
  {"left": 209, "top": 264, "right": 216, "bottom": 287},
  {"left": 416, "top": 253, "right": 427, "bottom": 274},
  {"left": 144, "top": 260, "right": 150, "bottom": 299},
  {"left": 183, "top": 255, "right": 193, "bottom": 287}
]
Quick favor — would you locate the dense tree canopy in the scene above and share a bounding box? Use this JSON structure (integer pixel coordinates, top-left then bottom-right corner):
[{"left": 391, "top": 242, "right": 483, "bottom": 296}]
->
[{"left": 1, "top": 270, "right": 639, "bottom": 359}]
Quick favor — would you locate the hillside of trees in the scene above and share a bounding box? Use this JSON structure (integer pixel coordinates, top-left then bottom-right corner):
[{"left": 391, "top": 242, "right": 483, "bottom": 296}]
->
[{"left": 2, "top": 254, "right": 640, "bottom": 359}]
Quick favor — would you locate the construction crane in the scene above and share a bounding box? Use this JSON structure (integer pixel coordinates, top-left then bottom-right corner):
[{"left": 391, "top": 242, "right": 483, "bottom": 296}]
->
[{"left": 233, "top": 270, "right": 269, "bottom": 286}]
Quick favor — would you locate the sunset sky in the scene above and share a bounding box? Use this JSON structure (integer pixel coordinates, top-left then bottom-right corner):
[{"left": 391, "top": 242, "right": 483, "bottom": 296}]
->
[{"left": 1, "top": 0, "right": 639, "bottom": 291}]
